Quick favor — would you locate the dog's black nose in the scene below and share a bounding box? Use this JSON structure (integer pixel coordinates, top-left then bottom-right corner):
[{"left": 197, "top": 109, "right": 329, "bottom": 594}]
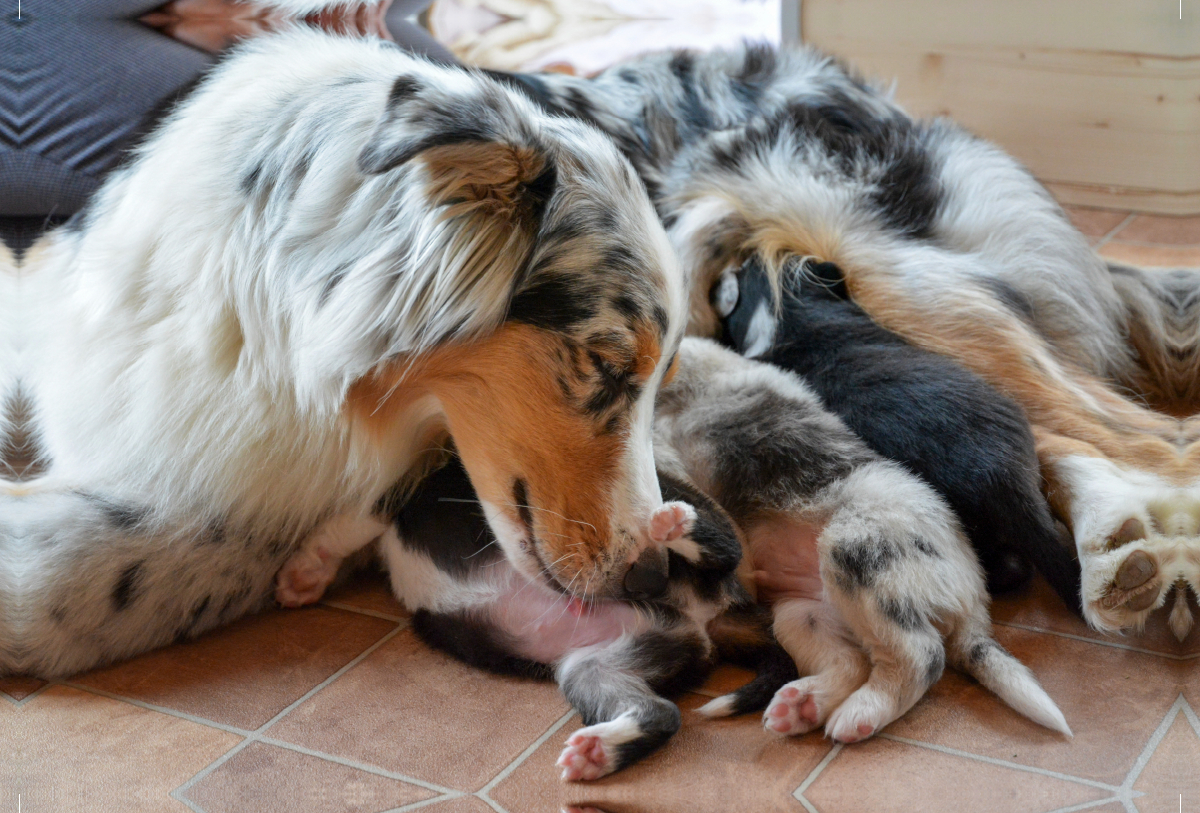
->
[{"left": 624, "top": 546, "right": 669, "bottom": 600}]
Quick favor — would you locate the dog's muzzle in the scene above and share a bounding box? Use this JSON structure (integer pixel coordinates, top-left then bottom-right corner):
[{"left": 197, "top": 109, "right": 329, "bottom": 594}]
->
[{"left": 624, "top": 546, "right": 669, "bottom": 600}]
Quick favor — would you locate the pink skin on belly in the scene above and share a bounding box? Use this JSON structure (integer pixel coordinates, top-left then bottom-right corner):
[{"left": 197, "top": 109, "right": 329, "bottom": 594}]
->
[
  {"left": 487, "top": 575, "right": 645, "bottom": 663},
  {"left": 747, "top": 515, "right": 825, "bottom": 605}
]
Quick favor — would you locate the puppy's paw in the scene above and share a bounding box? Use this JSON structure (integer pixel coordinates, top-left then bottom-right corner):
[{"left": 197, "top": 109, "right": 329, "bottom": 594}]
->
[
  {"left": 650, "top": 501, "right": 696, "bottom": 543},
  {"left": 764, "top": 679, "right": 824, "bottom": 736},
  {"left": 824, "top": 685, "right": 894, "bottom": 743},
  {"left": 274, "top": 547, "right": 336, "bottom": 607},
  {"left": 557, "top": 731, "right": 612, "bottom": 781}
]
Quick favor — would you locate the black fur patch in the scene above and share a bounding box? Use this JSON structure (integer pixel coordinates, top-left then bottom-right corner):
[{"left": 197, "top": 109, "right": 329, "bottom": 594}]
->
[
  {"left": 924, "top": 645, "right": 946, "bottom": 687},
  {"left": 507, "top": 275, "right": 598, "bottom": 333},
  {"left": 981, "top": 276, "right": 1038, "bottom": 325},
  {"left": 829, "top": 540, "right": 900, "bottom": 590},
  {"left": 80, "top": 493, "right": 149, "bottom": 531},
  {"left": 384, "top": 458, "right": 503, "bottom": 577},
  {"left": 111, "top": 561, "right": 145, "bottom": 612},
  {"left": 413, "top": 609, "right": 552, "bottom": 681},
  {"left": 878, "top": 597, "right": 923, "bottom": 631}
]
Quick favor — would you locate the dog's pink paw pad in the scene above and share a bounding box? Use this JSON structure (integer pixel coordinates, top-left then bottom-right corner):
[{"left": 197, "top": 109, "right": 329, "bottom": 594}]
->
[
  {"left": 557, "top": 733, "right": 610, "bottom": 782},
  {"left": 650, "top": 502, "right": 696, "bottom": 543},
  {"left": 764, "top": 682, "right": 822, "bottom": 736},
  {"left": 274, "top": 548, "right": 336, "bottom": 608}
]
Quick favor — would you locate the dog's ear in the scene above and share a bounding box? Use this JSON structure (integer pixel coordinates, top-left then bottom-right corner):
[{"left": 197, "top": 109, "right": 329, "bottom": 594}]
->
[{"left": 357, "top": 76, "right": 557, "bottom": 219}]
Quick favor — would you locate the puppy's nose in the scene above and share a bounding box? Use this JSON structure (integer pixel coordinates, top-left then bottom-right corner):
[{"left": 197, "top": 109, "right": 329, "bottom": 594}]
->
[{"left": 624, "top": 546, "right": 669, "bottom": 600}]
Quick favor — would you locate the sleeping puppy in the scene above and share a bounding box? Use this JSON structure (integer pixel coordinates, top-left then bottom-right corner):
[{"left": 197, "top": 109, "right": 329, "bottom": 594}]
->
[
  {"left": 279, "top": 338, "right": 1069, "bottom": 750},
  {"left": 385, "top": 456, "right": 794, "bottom": 781},
  {"left": 718, "top": 258, "right": 1082, "bottom": 610}
]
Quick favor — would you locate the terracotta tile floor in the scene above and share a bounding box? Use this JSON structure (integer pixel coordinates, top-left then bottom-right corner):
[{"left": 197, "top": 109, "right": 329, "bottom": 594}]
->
[{"left": 5, "top": 209, "right": 1200, "bottom": 813}]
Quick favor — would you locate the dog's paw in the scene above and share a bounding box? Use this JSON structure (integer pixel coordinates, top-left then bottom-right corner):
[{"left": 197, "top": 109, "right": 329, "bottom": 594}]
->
[
  {"left": 274, "top": 547, "right": 336, "bottom": 607},
  {"left": 764, "top": 679, "right": 824, "bottom": 736},
  {"left": 824, "top": 685, "right": 895, "bottom": 743},
  {"left": 557, "top": 730, "right": 614, "bottom": 781},
  {"left": 650, "top": 501, "right": 696, "bottom": 543}
]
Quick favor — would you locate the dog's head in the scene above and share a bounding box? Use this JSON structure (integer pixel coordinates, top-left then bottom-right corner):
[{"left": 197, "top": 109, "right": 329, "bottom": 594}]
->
[{"left": 352, "top": 69, "right": 688, "bottom": 600}]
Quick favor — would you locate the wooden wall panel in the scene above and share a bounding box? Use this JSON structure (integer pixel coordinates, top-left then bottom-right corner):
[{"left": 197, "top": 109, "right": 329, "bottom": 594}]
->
[{"left": 802, "top": 0, "right": 1200, "bottom": 213}]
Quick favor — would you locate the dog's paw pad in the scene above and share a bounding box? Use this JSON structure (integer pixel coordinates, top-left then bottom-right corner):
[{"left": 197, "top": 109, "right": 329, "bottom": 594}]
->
[
  {"left": 274, "top": 548, "right": 335, "bottom": 607},
  {"left": 650, "top": 502, "right": 696, "bottom": 543},
  {"left": 557, "top": 731, "right": 612, "bottom": 782},
  {"left": 764, "top": 681, "right": 821, "bottom": 736}
]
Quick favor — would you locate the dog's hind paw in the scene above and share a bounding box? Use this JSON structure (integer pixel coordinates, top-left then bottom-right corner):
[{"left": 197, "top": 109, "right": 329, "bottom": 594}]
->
[
  {"left": 275, "top": 547, "right": 337, "bottom": 607},
  {"left": 650, "top": 501, "right": 696, "bottom": 543},
  {"left": 764, "top": 680, "right": 824, "bottom": 736}
]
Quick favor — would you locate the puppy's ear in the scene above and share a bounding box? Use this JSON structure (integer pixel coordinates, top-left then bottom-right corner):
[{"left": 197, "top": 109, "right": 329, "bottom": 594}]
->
[{"left": 357, "top": 75, "right": 556, "bottom": 219}]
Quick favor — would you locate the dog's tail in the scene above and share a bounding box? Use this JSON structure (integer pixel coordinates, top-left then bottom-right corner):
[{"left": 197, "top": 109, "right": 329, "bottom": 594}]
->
[
  {"left": 948, "top": 624, "right": 1071, "bottom": 736},
  {"left": 696, "top": 601, "right": 800, "bottom": 718}
]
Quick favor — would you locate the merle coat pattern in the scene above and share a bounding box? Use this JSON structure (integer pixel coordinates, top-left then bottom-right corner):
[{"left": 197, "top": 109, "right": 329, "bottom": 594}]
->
[
  {"left": 489, "top": 46, "right": 1199, "bottom": 636},
  {"left": 278, "top": 338, "right": 1069, "bottom": 755}
]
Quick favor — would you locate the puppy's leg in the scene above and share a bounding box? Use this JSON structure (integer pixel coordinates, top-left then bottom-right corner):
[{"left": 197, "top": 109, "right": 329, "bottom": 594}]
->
[
  {"left": 274, "top": 514, "right": 390, "bottom": 607},
  {"left": 761, "top": 597, "right": 869, "bottom": 736},
  {"left": 555, "top": 631, "right": 704, "bottom": 781}
]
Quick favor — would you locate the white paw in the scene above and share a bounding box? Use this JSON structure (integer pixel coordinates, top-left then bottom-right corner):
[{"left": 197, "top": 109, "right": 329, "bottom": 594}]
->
[
  {"left": 650, "top": 501, "right": 696, "bottom": 543},
  {"left": 824, "top": 685, "right": 895, "bottom": 743},
  {"left": 557, "top": 730, "right": 614, "bottom": 782},
  {"left": 274, "top": 546, "right": 337, "bottom": 607},
  {"left": 764, "top": 679, "right": 825, "bottom": 736}
]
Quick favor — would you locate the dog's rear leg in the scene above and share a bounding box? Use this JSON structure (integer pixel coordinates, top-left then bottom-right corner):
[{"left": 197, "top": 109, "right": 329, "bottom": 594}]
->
[
  {"left": 555, "top": 631, "right": 702, "bottom": 781},
  {"left": 274, "top": 514, "right": 390, "bottom": 607},
  {"left": 760, "top": 597, "right": 870, "bottom": 737}
]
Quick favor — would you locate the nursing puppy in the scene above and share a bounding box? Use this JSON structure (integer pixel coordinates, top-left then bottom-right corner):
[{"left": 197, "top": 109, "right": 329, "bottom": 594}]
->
[
  {"left": 280, "top": 338, "right": 1069, "bottom": 746},
  {"left": 284, "top": 455, "right": 795, "bottom": 781},
  {"left": 4, "top": 30, "right": 688, "bottom": 677},
  {"left": 491, "top": 48, "right": 1198, "bottom": 637},
  {"left": 719, "top": 258, "right": 1082, "bottom": 611}
]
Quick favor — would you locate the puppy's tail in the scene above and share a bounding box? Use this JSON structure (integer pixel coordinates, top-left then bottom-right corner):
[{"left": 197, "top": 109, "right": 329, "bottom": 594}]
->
[
  {"left": 948, "top": 626, "right": 1071, "bottom": 737},
  {"left": 697, "top": 602, "right": 800, "bottom": 718}
]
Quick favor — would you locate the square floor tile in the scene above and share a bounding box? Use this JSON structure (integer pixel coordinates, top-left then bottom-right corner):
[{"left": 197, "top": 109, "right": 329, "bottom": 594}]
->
[
  {"left": 267, "top": 627, "right": 570, "bottom": 790},
  {"left": 72, "top": 606, "right": 396, "bottom": 730}
]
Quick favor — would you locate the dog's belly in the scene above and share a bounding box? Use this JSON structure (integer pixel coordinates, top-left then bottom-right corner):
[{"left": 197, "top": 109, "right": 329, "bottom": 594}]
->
[
  {"left": 746, "top": 515, "right": 825, "bottom": 604},
  {"left": 488, "top": 580, "right": 646, "bottom": 664}
]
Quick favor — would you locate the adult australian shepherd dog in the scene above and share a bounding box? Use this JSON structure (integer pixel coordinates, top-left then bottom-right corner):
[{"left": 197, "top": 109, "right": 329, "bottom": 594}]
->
[{"left": 0, "top": 30, "right": 690, "bottom": 676}]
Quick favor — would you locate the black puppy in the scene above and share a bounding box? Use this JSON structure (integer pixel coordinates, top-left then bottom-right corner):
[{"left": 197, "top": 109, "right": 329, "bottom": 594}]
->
[
  {"left": 720, "top": 259, "right": 1081, "bottom": 610},
  {"left": 383, "top": 457, "right": 796, "bottom": 781}
]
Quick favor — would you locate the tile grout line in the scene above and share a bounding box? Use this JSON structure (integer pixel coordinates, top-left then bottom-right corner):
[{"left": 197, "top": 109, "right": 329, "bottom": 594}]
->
[
  {"left": 793, "top": 742, "right": 843, "bottom": 813},
  {"left": 256, "top": 736, "right": 462, "bottom": 794},
  {"left": 380, "top": 793, "right": 469, "bottom": 813},
  {"left": 877, "top": 734, "right": 1124, "bottom": 793},
  {"left": 169, "top": 620, "right": 410, "bottom": 810},
  {"left": 59, "top": 682, "right": 254, "bottom": 737},
  {"left": 475, "top": 708, "right": 578, "bottom": 812},
  {"left": 1095, "top": 212, "right": 1137, "bottom": 249},
  {"left": 320, "top": 599, "right": 409, "bottom": 623},
  {"left": 994, "top": 621, "right": 1186, "bottom": 660},
  {"left": 1042, "top": 798, "right": 1128, "bottom": 813},
  {"left": 1118, "top": 694, "right": 1186, "bottom": 794},
  {"left": 255, "top": 621, "right": 408, "bottom": 734},
  {"left": 11, "top": 682, "right": 54, "bottom": 708}
]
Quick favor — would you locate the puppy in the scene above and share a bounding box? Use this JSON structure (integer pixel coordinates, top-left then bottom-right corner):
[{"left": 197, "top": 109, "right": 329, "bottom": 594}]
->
[
  {"left": 292, "top": 455, "right": 796, "bottom": 781},
  {"left": 280, "top": 338, "right": 1070, "bottom": 747},
  {"left": 4, "top": 30, "right": 687, "bottom": 677},
  {"left": 719, "top": 258, "right": 1082, "bottom": 610}
]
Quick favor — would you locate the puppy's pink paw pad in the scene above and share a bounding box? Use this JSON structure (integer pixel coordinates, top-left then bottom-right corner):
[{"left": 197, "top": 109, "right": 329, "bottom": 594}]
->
[
  {"left": 274, "top": 548, "right": 336, "bottom": 608},
  {"left": 557, "top": 733, "right": 611, "bottom": 782},
  {"left": 650, "top": 502, "right": 696, "bottom": 543},
  {"left": 764, "top": 682, "right": 822, "bottom": 736}
]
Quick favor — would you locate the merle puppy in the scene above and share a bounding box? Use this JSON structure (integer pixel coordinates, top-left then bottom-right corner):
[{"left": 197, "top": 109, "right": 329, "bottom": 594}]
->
[{"left": 718, "top": 259, "right": 1082, "bottom": 611}]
